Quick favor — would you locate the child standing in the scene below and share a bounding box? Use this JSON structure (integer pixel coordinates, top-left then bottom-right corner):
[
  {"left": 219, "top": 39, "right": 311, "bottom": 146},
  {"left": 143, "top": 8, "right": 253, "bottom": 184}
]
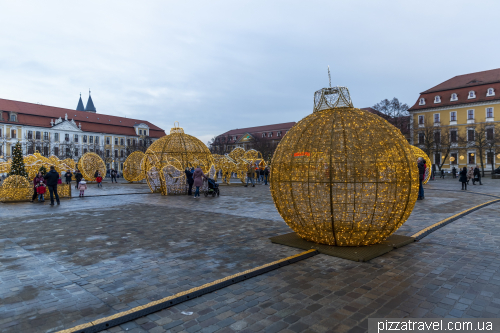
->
[
  {"left": 78, "top": 179, "right": 87, "bottom": 197},
  {"left": 96, "top": 172, "right": 103, "bottom": 188},
  {"left": 36, "top": 181, "right": 46, "bottom": 202}
]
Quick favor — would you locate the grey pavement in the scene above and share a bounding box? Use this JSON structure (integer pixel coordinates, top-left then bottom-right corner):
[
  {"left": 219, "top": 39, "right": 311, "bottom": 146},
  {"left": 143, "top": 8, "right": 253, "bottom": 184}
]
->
[{"left": 1, "top": 177, "right": 500, "bottom": 332}]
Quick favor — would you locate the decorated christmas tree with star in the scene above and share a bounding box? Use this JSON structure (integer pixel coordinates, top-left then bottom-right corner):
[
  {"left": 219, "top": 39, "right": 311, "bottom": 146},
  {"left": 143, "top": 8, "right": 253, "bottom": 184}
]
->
[{"left": 8, "top": 142, "right": 28, "bottom": 179}]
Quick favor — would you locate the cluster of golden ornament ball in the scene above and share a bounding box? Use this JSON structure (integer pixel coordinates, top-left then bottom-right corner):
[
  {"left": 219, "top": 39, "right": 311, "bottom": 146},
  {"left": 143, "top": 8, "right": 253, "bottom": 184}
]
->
[{"left": 213, "top": 148, "right": 266, "bottom": 184}]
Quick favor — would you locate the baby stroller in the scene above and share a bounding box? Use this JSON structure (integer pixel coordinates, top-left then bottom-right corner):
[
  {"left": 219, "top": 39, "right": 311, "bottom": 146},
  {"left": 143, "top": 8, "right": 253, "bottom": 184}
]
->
[{"left": 204, "top": 178, "right": 220, "bottom": 197}]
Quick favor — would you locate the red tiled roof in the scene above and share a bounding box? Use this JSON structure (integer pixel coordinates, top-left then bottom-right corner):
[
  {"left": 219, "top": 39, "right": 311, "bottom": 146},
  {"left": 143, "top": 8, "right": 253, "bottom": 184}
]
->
[
  {"left": 218, "top": 122, "right": 296, "bottom": 137},
  {"left": 409, "top": 82, "right": 500, "bottom": 111},
  {"left": 0, "top": 98, "right": 166, "bottom": 138},
  {"left": 422, "top": 68, "right": 500, "bottom": 93}
]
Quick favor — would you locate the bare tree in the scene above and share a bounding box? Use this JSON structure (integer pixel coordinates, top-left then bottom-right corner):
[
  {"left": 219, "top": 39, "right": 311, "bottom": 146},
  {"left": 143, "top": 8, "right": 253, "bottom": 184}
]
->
[
  {"left": 413, "top": 114, "right": 435, "bottom": 157},
  {"left": 468, "top": 122, "right": 498, "bottom": 177},
  {"left": 433, "top": 125, "right": 466, "bottom": 171},
  {"left": 485, "top": 123, "right": 500, "bottom": 175},
  {"left": 126, "top": 136, "right": 152, "bottom": 155},
  {"left": 373, "top": 98, "right": 411, "bottom": 137}
]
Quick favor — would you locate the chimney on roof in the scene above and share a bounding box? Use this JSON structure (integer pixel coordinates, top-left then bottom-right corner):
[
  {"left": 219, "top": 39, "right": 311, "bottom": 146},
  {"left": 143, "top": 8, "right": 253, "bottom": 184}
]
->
[
  {"left": 85, "top": 89, "right": 97, "bottom": 113},
  {"left": 76, "top": 93, "right": 85, "bottom": 111}
]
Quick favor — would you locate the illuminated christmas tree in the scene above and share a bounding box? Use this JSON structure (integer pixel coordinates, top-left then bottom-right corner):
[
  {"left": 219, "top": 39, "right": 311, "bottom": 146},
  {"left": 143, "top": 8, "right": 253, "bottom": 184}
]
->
[{"left": 8, "top": 142, "right": 28, "bottom": 179}]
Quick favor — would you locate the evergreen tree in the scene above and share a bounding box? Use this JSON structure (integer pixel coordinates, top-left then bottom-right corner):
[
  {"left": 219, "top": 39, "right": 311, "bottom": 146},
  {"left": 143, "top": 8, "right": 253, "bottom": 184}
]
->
[
  {"left": 39, "top": 165, "right": 47, "bottom": 175},
  {"left": 8, "top": 142, "right": 28, "bottom": 179}
]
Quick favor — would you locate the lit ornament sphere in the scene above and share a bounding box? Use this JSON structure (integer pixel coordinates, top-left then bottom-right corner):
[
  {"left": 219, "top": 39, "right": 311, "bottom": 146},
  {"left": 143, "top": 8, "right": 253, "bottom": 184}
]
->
[
  {"left": 270, "top": 86, "right": 419, "bottom": 246},
  {"left": 143, "top": 123, "right": 214, "bottom": 195},
  {"left": 1, "top": 175, "right": 31, "bottom": 201},
  {"left": 123, "top": 151, "right": 146, "bottom": 182},
  {"left": 410, "top": 146, "right": 432, "bottom": 184},
  {"left": 78, "top": 152, "right": 106, "bottom": 181}
]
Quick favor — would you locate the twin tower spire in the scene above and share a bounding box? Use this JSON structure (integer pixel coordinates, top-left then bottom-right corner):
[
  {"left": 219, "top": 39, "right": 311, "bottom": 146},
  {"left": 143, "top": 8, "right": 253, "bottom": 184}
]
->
[{"left": 76, "top": 90, "right": 96, "bottom": 112}]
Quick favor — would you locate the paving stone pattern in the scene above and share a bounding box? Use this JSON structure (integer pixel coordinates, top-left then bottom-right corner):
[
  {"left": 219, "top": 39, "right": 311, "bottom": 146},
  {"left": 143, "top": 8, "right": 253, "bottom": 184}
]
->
[{"left": 1, "top": 178, "right": 500, "bottom": 332}]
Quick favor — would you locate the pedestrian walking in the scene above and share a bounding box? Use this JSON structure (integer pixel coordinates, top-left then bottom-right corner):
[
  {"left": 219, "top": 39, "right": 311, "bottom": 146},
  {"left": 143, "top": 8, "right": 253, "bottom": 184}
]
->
[
  {"left": 245, "top": 163, "right": 255, "bottom": 187},
  {"left": 192, "top": 165, "right": 206, "bottom": 198},
  {"left": 459, "top": 167, "right": 468, "bottom": 190},
  {"left": 78, "top": 179, "right": 87, "bottom": 197},
  {"left": 64, "top": 170, "right": 72, "bottom": 184},
  {"left": 440, "top": 169, "right": 445, "bottom": 178},
  {"left": 111, "top": 169, "right": 117, "bottom": 183},
  {"left": 74, "top": 169, "right": 83, "bottom": 189},
  {"left": 431, "top": 164, "right": 436, "bottom": 181},
  {"left": 31, "top": 172, "right": 45, "bottom": 202},
  {"left": 97, "top": 172, "right": 103, "bottom": 187},
  {"left": 264, "top": 167, "right": 269, "bottom": 185},
  {"left": 259, "top": 167, "right": 265, "bottom": 183},
  {"left": 185, "top": 167, "right": 194, "bottom": 195},
  {"left": 44, "top": 165, "right": 60, "bottom": 205},
  {"left": 467, "top": 167, "right": 474, "bottom": 184},
  {"left": 36, "top": 181, "right": 47, "bottom": 203},
  {"left": 473, "top": 166, "right": 483, "bottom": 185},
  {"left": 452, "top": 166, "right": 457, "bottom": 179},
  {"left": 417, "top": 157, "right": 425, "bottom": 200}
]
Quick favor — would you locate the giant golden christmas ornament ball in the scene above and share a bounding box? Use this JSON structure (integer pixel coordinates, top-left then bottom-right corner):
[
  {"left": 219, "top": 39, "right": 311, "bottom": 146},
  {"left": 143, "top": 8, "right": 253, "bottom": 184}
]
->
[
  {"left": 78, "top": 152, "right": 106, "bottom": 181},
  {"left": 123, "top": 151, "right": 145, "bottom": 182},
  {"left": 410, "top": 146, "right": 432, "bottom": 184},
  {"left": 143, "top": 123, "right": 214, "bottom": 195},
  {"left": 270, "top": 86, "right": 419, "bottom": 246}
]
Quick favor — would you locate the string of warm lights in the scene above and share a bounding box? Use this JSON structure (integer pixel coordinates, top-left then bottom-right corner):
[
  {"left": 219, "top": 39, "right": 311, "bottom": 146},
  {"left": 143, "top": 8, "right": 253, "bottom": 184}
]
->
[
  {"left": 270, "top": 86, "right": 419, "bottom": 247},
  {"left": 213, "top": 148, "right": 266, "bottom": 184}
]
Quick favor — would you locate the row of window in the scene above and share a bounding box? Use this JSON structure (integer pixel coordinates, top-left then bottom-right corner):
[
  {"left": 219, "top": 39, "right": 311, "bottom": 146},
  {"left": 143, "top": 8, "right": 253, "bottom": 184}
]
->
[
  {"left": 420, "top": 88, "right": 496, "bottom": 105},
  {"left": 418, "top": 107, "right": 494, "bottom": 124},
  {"left": 431, "top": 152, "right": 496, "bottom": 165},
  {"left": 418, "top": 127, "right": 494, "bottom": 144},
  {"left": 227, "top": 131, "right": 285, "bottom": 141}
]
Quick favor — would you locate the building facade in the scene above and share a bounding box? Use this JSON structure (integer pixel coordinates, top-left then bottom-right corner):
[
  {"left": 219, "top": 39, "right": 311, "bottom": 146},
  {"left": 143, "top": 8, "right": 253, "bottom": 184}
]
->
[
  {"left": 210, "top": 122, "right": 296, "bottom": 159},
  {"left": 409, "top": 68, "right": 500, "bottom": 171},
  {"left": 0, "top": 94, "right": 165, "bottom": 173}
]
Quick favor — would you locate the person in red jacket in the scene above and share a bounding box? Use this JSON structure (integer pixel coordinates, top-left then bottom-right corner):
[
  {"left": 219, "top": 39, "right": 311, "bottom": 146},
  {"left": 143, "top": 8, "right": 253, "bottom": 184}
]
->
[{"left": 36, "top": 181, "right": 47, "bottom": 203}]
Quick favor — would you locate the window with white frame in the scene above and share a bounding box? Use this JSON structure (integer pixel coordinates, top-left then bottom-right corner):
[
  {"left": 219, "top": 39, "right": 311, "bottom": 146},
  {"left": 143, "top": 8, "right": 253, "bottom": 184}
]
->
[
  {"left": 106, "top": 137, "right": 110, "bottom": 145},
  {"left": 418, "top": 115, "right": 424, "bottom": 124},
  {"left": 262, "top": 133, "right": 266, "bottom": 138},
  {"left": 43, "top": 132, "right": 48, "bottom": 141},
  {"left": 419, "top": 98, "right": 425, "bottom": 105},
  {"left": 450, "top": 93, "right": 458, "bottom": 101},
  {"left": 28, "top": 130, "right": 33, "bottom": 139},
  {"left": 487, "top": 88, "right": 495, "bottom": 96},
  {"left": 35, "top": 131, "right": 41, "bottom": 140},
  {"left": 269, "top": 132, "right": 273, "bottom": 137},
  {"left": 11, "top": 129, "right": 16, "bottom": 139},
  {"left": 450, "top": 111, "right": 457, "bottom": 121},
  {"left": 434, "top": 114, "right": 440, "bottom": 123},
  {"left": 65, "top": 133, "right": 69, "bottom": 141},
  {"left": 89, "top": 136, "right": 93, "bottom": 144},
  {"left": 468, "top": 91, "right": 476, "bottom": 99},
  {"left": 54, "top": 133, "right": 59, "bottom": 142},
  {"left": 434, "top": 96, "right": 441, "bottom": 103},
  {"left": 487, "top": 107, "right": 494, "bottom": 118},
  {"left": 95, "top": 136, "right": 99, "bottom": 144},
  {"left": 467, "top": 109, "right": 474, "bottom": 120},
  {"left": 418, "top": 132, "right": 425, "bottom": 144},
  {"left": 277, "top": 131, "right": 282, "bottom": 137},
  {"left": 74, "top": 134, "right": 79, "bottom": 143},
  {"left": 10, "top": 114, "right": 16, "bottom": 122}
]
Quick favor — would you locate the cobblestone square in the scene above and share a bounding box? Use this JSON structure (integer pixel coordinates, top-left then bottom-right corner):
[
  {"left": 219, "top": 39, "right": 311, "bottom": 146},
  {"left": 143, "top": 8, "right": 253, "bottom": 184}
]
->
[{"left": 1, "top": 177, "right": 500, "bottom": 333}]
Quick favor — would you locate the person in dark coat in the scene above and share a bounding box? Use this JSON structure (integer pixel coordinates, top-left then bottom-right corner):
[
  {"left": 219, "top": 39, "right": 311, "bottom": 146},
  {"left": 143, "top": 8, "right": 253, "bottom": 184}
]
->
[
  {"left": 192, "top": 166, "right": 206, "bottom": 198},
  {"left": 64, "top": 170, "right": 72, "bottom": 185},
  {"left": 452, "top": 166, "right": 457, "bottom": 178},
  {"left": 264, "top": 167, "right": 269, "bottom": 185},
  {"left": 473, "top": 166, "right": 483, "bottom": 185},
  {"left": 31, "top": 172, "right": 45, "bottom": 202},
  {"left": 110, "top": 169, "right": 117, "bottom": 183},
  {"left": 44, "top": 165, "right": 60, "bottom": 205},
  {"left": 431, "top": 164, "right": 436, "bottom": 181},
  {"left": 185, "top": 167, "right": 194, "bottom": 195},
  {"left": 74, "top": 169, "right": 83, "bottom": 189},
  {"left": 440, "top": 169, "right": 445, "bottom": 178},
  {"left": 417, "top": 157, "right": 425, "bottom": 200},
  {"left": 459, "top": 167, "right": 468, "bottom": 190}
]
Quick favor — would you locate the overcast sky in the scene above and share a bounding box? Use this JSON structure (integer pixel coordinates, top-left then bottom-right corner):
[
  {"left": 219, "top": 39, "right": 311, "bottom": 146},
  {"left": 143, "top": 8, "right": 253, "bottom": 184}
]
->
[{"left": 1, "top": 1, "right": 499, "bottom": 143}]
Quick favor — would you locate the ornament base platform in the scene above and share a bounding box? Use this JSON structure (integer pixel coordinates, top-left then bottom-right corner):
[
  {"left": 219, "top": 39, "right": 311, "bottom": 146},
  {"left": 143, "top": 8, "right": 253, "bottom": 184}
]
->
[{"left": 270, "top": 232, "right": 414, "bottom": 262}]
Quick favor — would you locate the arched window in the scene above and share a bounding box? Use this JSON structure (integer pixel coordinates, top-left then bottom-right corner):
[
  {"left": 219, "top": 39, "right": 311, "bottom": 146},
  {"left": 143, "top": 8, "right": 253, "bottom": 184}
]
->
[
  {"left": 468, "top": 91, "right": 476, "bottom": 99},
  {"left": 487, "top": 88, "right": 495, "bottom": 96},
  {"left": 450, "top": 93, "right": 458, "bottom": 101},
  {"left": 419, "top": 98, "right": 425, "bottom": 105},
  {"left": 434, "top": 96, "right": 441, "bottom": 103}
]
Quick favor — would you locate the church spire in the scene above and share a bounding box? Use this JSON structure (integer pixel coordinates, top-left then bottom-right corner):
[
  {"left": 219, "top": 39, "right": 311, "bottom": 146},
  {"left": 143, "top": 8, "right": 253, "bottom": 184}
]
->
[
  {"left": 85, "top": 89, "right": 96, "bottom": 112},
  {"left": 76, "top": 93, "right": 85, "bottom": 111}
]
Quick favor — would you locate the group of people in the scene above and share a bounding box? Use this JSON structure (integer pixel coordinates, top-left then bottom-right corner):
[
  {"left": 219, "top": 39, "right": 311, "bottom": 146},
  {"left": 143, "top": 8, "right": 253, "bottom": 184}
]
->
[
  {"left": 184, "top": 166, "right": 206, "bottom": 198},
  {"left": 418, "top": 157, "right": 485, "bottom": 199},
  {"left": 245, "top": 163, "right": 270, "bottom": 187},
  {"left": 30, "top": 166, "right": 61, "bottom": 205},
  {"left": 458, "top": 166, "right": 483, "bottom": 190}
]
